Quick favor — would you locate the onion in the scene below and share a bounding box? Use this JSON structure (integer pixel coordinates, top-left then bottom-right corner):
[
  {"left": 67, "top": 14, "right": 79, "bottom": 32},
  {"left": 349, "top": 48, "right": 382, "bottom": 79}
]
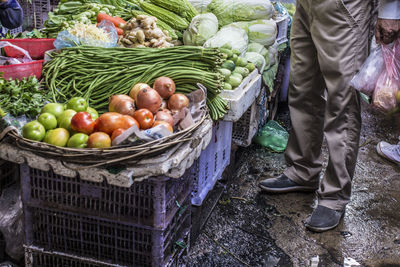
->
[
  {"left": 160, "top": 100, "right": 168, "bottom": 110},
  {"left": 109, "top": 95, "right": 135, "bottom": 116},
  {"left": 136, "top": 87, "right": 162, "bottom": 114},
  {"left": 129, "top": 83, "right": 150, "bottom": 101},
  {"left": 168, "top": 93, "right": 189, "bottom": 111},
  {"left": 155, "top": 111, "right": 174, "bottom": 126},
  {"left": 153, "top": 77, "right": 176, "bottom": 99}
]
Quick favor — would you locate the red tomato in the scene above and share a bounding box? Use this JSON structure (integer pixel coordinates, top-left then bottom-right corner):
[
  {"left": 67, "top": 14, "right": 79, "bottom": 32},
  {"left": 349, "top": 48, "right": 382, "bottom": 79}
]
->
[
  {"left": 111, "top": 128, "right": 125, "bottom": 141},
  {"left": 122, "top": 115, "right": 140, "bottom": 129},
  {"left": 88, "top": 132, "right": 111, "bottom": 148},
  {"left": 133, "top": 109, "right": 154, "bottom": 130},
  {"left": 152, "top": 120, "right": 173, "bottom": 133},
  {"left": 96, "top": 112, "right": 125, "bottom": 135},
  {"left": 71, "top": 112, "right": 95, "bottom": 135}
]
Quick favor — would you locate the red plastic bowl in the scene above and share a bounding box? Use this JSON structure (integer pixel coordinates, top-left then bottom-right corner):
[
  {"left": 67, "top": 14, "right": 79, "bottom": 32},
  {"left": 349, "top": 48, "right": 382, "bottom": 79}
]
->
[
  {"left": 2, "top": 38, "right": 55, "bottom": 60},
  {"left": 0, "top": 60, "right": 44, "bottom": 80}
]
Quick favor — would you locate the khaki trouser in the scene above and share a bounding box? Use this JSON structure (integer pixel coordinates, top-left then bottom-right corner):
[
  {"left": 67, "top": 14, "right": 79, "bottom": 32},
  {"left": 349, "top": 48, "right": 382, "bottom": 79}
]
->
[{"left": 284, "top": 0, "right": 372, "bottom": 210}]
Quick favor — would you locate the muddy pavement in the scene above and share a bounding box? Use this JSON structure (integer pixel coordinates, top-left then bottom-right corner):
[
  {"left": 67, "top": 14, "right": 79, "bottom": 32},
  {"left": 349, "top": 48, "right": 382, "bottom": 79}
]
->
[{"left": 181, "top": 104, "right": 400, "bottom": 267}]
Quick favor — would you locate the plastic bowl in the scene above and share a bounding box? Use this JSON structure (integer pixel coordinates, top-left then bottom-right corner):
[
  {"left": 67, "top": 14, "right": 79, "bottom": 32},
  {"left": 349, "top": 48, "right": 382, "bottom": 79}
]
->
[
  {"left": 0, "top": 60, "right": 44, "bottom": 80},
  {"left": 3, "top": 38, "right": 55, "bottom": 60}
]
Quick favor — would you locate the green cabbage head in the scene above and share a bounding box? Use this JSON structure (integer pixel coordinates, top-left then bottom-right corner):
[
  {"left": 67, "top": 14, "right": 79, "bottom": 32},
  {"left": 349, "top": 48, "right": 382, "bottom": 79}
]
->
[
  {"left": 183, "top": 13, "right": 219, "bottom": 46},
  {"left": 231, "top": 19, "right": 277, "bottom": 47}
]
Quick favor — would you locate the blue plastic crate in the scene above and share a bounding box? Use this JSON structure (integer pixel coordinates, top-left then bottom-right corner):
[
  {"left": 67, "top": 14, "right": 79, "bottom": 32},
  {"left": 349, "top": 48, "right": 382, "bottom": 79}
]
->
[{"left": 190, "top": 120, "right": 232, "bottom": 206}]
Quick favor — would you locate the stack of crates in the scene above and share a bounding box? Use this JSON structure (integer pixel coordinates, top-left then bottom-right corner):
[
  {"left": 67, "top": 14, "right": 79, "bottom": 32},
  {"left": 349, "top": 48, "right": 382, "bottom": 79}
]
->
[
  {"left": 190, "top": 120, "right": 232, "bottom": 206},
  {"left": 21, "top": 164, "right": 193, "bottom": 266},
  {"left": 20, "top": 0, "right": 59, "bottom": 30},
  {"left": 0, "top": 159, "right": 18, "bottom": 196}
]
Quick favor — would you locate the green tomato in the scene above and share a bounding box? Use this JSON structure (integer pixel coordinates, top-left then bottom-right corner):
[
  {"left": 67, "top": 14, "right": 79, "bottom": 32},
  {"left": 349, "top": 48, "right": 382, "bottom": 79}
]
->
[
  {"left": 67, "top": 133, "right": 89, "bottom": 148},
  {"left": 38, "top": 113, "right": 57, "bottom": 131},
  {"left": 22, "top": 121, "right": 46, "bottom": 142},
  {"left": 86, "top": 107, "right": 99, "bottom": 120},
  {"left": 66, "top": 97, "right": 88, "bottom": 112},
  {"left": 57, "top": 109, "right": 77, "bottom": 132},
  {"left": 41, "top": 103, "right": 64, "bottom": 118},
  {"left": 44, "top": 128, "right": 70, "bottom": 147}
]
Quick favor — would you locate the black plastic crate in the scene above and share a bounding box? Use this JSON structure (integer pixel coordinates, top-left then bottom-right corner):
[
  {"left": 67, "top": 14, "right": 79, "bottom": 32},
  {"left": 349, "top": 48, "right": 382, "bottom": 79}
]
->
[
  {"left": 24, "top": 198, "right": 191, "bottom": 267},
  {"left": 0, "top": 160, "right": 18, "bottom": 195},
  {"left": 21, "top": 164, "right": 192, "bottom": 229},
  {"left": 0, "top": 231, "right": 5, "bottom": 262},
  {"left": 21, "top": 0, "right": 59, "bottom": 30}
]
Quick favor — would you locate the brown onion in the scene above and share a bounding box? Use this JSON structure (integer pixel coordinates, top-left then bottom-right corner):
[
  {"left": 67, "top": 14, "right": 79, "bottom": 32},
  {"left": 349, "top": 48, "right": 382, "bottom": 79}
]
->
[
  {"left": 129, "top": 83, "right": 150, "bottom": 101},
  {"left": 153, "top": 77, "right": 176, "bottom": 99},
  {"left": 160, "top": 100, "right": 168, "bottom": 110},
  {"left": 109, "top": 95, "right": 135, "bottom": 116},
  {"left": 168, "top": 93, "right": 189, "bottom": 111},
  {"left": 155, "top": 111, "right": 174, "bottom": 127},
  {"left": 136, "top": 87, "right": 162, "bottom": 114}
]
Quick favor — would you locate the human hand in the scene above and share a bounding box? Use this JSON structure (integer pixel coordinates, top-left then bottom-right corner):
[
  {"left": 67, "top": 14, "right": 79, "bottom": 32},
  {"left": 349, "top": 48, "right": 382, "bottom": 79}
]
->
[{"left": 375, "top": 18, "right": 400, "bottom": 44}]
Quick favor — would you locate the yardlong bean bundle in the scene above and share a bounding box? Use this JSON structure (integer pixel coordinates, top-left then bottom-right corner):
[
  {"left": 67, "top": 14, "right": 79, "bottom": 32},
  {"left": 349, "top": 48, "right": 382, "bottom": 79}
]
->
[{"left": 44, "top": 46, "right": 228, "bottom": 120}]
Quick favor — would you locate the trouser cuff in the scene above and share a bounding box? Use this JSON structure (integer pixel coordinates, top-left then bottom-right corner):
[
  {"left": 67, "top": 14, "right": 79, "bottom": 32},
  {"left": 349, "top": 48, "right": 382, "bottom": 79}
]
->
[
  {"left": 284, "top": 167, "right": 319, "bottom": 188},
  {"left": 318, "top": 198, "right": 349, "bottom": 211}
]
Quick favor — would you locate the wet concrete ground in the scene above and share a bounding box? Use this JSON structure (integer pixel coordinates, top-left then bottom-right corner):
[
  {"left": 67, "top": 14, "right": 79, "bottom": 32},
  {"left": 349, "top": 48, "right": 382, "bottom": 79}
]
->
[{"left": 182, "top": 103, "right": 400, "bottom": 267}]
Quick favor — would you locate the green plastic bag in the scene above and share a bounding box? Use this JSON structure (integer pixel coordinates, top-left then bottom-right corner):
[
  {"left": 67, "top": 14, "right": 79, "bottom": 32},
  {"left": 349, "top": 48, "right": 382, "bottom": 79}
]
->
[{"left": 254, "top": 120, "right": 288, "bottom": 152}]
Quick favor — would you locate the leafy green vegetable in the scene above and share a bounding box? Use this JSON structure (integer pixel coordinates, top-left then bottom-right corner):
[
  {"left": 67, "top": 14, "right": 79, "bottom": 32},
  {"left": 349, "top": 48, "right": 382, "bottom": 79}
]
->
[
  {"left": 247, "top": 42, "right": 268, "bottom": 57},
  {"left": 0, "top": 76, "right": 50, "bottom": 118},
  {"left": 231, "top": 19, "right": 277, "bottom": 47},
  {"left": 183, "top": 13, "right": 219, "bottom": 46},
  {"left": 207, "top": 0, "right": 274, "bottom": 27},
  {"left": 244, "top": 52, "right": 266, "bottom": 72},
  {"left": 204, "top": 26, "right": 248, "bottom": 55}
]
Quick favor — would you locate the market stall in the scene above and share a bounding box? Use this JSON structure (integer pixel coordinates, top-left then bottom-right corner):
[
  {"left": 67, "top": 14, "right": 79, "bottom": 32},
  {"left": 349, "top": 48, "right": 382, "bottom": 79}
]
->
[{"left": 0, "top": 0, "right": 293, "bottom": 266}]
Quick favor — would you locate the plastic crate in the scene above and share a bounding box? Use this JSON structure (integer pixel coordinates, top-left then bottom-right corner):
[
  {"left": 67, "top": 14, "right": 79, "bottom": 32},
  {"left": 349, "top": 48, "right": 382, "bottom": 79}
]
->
[
  {"left": 190, "top": 120, "right": 232, "bottom": 206},
  {"left": 0, "top": 232, "right": 5, "bottom": 262},
  {"left": 232, "top": 101, "right": 259, "bottom": 147},
  {"left": 21, "top": 164, "right": 192, "bottom": 229},
  {"left": 0, "top": 60, "right": 44, "bottom": 80},
  {"left": 0, "top": 160, "right": 18, "bottom": 195},
  {"left": 276, "top": 15, "right": 290, "bottom": 45},
  {"left": 3, "top": 38, "right": 56, "bottom": 59},
  {"left": 21, "top": 0, "right": 58, "bottom": 30},
  {"left": 3, "top": 26, "right": 23, "bottom": 35},
  {"left": 24, "top": 199, "right": 191, "bottom": 267}
]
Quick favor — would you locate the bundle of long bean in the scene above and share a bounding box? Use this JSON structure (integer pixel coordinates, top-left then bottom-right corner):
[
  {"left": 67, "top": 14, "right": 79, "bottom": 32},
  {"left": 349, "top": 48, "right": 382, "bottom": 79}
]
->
[{"left": 43, "top": 46, "right": 229, "bottom": 120}]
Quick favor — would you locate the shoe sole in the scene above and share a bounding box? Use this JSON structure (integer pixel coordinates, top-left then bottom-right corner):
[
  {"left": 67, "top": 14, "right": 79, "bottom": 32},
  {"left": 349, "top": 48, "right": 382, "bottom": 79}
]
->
[
  {"left": 304, "top": 213, "right": 344, "bottom": 233},
  {"left": 258, "top": 184, "right": 317, "bottom": 193},
  {"left": 376, "top": 144, "right": 400, "bottom": 166}
]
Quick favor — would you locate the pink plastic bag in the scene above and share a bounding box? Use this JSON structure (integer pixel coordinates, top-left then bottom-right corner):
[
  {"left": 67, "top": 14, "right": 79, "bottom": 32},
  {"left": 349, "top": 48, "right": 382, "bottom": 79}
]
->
[{"left": 372, "top": 40, "right": 400, "bottom": 113}]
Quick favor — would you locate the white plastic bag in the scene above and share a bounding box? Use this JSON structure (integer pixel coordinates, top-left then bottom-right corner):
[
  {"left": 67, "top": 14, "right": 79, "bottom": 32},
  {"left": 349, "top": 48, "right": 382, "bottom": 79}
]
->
[
  {"left": 0, "top": 41, "right": 33, "bottom": 65},
  {"left": 204, "top": 26, "right": 249, "bottom": 55},
  {"left": 350, "top": 45, "right": 385, "bottom": 96}
]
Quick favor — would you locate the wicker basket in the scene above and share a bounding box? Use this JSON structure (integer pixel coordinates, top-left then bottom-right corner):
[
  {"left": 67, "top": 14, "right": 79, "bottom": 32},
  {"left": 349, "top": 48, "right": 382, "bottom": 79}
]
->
[{"left": 4, "top": 113, "right": 208, "bottom": 168}]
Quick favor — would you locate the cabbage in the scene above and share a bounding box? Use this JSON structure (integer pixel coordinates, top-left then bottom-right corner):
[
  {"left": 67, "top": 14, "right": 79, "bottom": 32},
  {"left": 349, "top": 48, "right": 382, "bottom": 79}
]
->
[
  {"left": 231, "top": 19, "right": 277, "bottom": 47},
  {"left": 183, "top": 13, "right": 219, "bottom": 46},
  {"left": 244, "top": 52, "right": 266, "bottom": 73},
  {"left": 204, "top": 26, "right": 248, "bottom": 55},
  {"left": 188, "top": 0, "right": 212, "bottom": 13},
  {"left": 207, "top": 0, "right": 274, "bottom": 27},
  {"left": 247, "top": 43, "right": 268, "bottom": 57}
]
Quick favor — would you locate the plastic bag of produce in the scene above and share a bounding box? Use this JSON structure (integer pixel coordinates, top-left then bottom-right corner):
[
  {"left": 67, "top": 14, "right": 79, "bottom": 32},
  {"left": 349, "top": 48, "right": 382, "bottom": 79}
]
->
[
  {"left": 207, "top": 0, "right": 274, "bottom": 27},
  {"left": 188, "top": 0, "right": 212, "bottom": 13},
  {"left": 54, "top": 20, "right": 118, "bottom": 49},
  {"left": 372, "top": 40, "right": 400, "bottom": 113},
  {"left": 350, "top": 46, "right": 385, "bottom": 96},
  {"left": 0, "top": 41, "right": 33, "bottom": 65},
  {"left": 268, "top": 41, "right": 279, "bottom": 67},
  {"left": 247, "top": 42, "right": 268, "bottom": 57},
  {"left": 204, "top": 26, "right": 248, "bottom": 55},
  {"left": 244, "top": 52, "right": 266, "bottom": 72},
  {"left": 231, "top": 19, "right": 277, "bottom": 47},
  {"left": 183, "top": 13, "right": 219, "bottom": 46},
  {"left": 254, "top": 120, "right": 289, "bottom": 152}
]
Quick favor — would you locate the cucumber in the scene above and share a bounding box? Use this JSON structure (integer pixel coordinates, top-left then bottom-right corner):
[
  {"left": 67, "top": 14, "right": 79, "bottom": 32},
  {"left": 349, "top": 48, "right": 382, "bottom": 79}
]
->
[
  {"left": 236, "top": 57, "right": 248, "bottom": 67},
  {"left": 246, "top": 63, "right": 256, "bottom": 72},
  {"left": 232, "top": 49, "right": 241, "bottom": 56},
  {"left": 223, "top": 82, "right": 232, "bottom": 90},
  {"left": 218, "top": 68, "right": 232, "bottom": 79},
  {"left": 221, "top": 60, "right": 236, "bottom": 71},
  {"left": 231, "top": 72, "right": 243, "bottom": 81},
  {"left": 221, "top": 43, "right": 232, "bottom": 50},
  {"left": 230, "top": 54, "right": 238, "bottom": 64},
  {"left": 220, "top": 48, "right": 233, "bottom": 58},
  {"left": 233, "top": 67, "right": 249, "bottom": 77},
  {"left": 227, "top": 76, "right": 242, "bottom": 88}
]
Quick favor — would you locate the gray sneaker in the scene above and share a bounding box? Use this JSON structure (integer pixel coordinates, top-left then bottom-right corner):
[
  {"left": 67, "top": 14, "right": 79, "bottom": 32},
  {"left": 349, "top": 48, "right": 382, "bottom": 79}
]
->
[
  {"left": 259, "top": 174, "right": 317, "bottom": 193},
  {"left": 304, "top": 205, "right": 344, "bottom": 232},
  {"left": 376, "top": 140, "right": 400, "bottom": 165}
]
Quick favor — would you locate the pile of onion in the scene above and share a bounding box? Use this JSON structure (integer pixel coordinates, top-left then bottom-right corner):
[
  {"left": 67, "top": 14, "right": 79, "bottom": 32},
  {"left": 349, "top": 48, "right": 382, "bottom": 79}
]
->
[
  {"left": 168, "top": 93, "right": 189, "bottom": 112},
  {"left": 153, "top": 77, "right": 176, "bottom": 99},
  {"left": 109, "top": 95, "right": 135, "bottom": 117},
  {"left": 136, "top": 87, "right": 162, "bottom": 114}
]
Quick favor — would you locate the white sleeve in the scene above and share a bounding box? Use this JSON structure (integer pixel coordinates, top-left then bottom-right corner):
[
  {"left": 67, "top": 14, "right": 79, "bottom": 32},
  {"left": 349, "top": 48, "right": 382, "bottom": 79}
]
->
[{"left": 379, "top": 0, "right": 400, "bottom": 19}]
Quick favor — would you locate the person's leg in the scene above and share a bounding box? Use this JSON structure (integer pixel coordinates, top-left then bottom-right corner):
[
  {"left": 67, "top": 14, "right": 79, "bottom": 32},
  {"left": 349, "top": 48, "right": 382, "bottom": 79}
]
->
[
  {"left": 259, "top": 0, "right": 326, "bottom": 192},
  {"left": 304, "top": 0, "right": 371, "bottom": 231}
]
